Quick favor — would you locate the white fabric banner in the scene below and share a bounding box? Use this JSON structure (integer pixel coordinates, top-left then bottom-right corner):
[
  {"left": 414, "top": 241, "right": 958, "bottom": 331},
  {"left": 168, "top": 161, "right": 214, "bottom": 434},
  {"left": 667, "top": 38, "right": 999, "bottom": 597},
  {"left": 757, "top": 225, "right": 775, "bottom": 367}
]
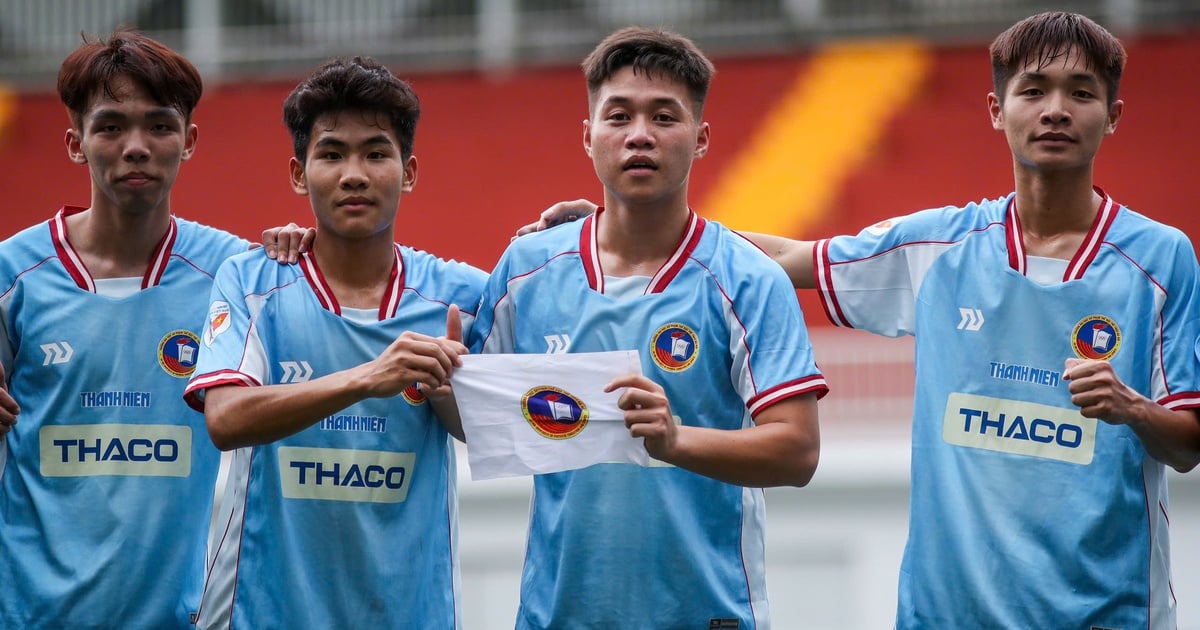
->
[{"left": 452, "top": 351, "right": 650, "bottom": 480}]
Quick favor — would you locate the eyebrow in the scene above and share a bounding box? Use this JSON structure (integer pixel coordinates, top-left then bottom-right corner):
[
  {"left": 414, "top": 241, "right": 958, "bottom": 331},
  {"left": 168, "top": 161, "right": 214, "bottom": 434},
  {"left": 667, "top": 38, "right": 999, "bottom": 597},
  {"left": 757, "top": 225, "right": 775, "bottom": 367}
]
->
[
  {"left": 90, "top": 105, "right": 181, "bottom": 119},
  {"left": 601, "top": 95, "right": 686, "bottom": 109},
  {"left": 1016, "top": 71, "right": 1101, "bottom": 85},
  {"left": 311, "top": 134, "right": 397, "bottom": 150}
]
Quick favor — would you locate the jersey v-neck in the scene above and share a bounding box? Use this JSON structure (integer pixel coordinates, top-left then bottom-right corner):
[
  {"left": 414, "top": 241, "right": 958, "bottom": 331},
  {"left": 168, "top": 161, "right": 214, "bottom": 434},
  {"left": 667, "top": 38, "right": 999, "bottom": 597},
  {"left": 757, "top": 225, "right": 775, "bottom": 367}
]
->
[
  {"left": 578, "top": 207, "right": 705, "bottom": 295},
  {"left": 1004, "top": 188, "right": 1119, "bottom": 282},
  {"left": 50, "top": 205, "right": 177, "bottom": 293},
  {"left": 297, "top": 245, "right": 405, "bottom": 321}
]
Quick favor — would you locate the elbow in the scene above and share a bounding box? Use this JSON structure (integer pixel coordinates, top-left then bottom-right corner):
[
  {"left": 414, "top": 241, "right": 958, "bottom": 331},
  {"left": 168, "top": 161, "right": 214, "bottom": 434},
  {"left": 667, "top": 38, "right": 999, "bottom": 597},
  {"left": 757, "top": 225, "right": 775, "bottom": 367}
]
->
[
  {"left": 205, "top": 409, "right": 246, "bottom": 451},
  {"left": 206, "top": 416, "right": 238, "bottom": 451},
  {"left": 787, "top": 447, "right": 820, "bottom": 488},
  {"left": 770, "top": 433, "right": 819, "bottom": 488},
  {"left": 1170, "top": 454, "right": 1200, "bottom": 475},
  {"left": 1165, "top": 434, "right": 1200, "bottom": 474},
  {"left": 203, "top": 387, "right": 255, "bottom": 451}
]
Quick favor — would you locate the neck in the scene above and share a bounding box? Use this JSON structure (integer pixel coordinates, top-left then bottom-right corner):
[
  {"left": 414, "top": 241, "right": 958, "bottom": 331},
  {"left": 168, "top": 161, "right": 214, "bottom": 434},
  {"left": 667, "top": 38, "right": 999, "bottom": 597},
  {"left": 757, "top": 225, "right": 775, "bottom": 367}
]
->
[
  {"left": 596, "top": 194, "right": 691, "bottom": 277},
  {"left": 312, "top": 231, "right": 397, "bottom": 309},
  {"left": 1012, "top": 163, "right": 1099, "bottom": 237},
  {"left": 67, "top": 203, "right": 173, "bottom": 278}
]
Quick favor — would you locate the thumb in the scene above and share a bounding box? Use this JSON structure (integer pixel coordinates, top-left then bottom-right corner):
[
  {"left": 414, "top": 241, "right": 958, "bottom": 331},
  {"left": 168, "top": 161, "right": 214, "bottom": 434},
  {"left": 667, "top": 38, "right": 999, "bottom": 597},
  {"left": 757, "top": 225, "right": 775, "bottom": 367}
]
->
[{"left": 446, "top": 304, "right": 462, "bottom": 344}]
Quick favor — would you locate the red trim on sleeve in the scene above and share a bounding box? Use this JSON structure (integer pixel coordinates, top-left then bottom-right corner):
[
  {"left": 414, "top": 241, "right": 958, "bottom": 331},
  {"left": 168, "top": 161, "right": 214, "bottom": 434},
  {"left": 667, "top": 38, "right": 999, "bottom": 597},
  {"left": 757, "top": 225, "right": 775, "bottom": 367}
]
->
[
  {"left": 1160, "top": 392, "right": 1200, "bottom": 411},
  {"left": 183, "top": 371, "right": 260, "bottom": 412},
  {"left": 747, "top": 375, "right": 829, "bottom": 417},
  {"left": 814, "top": 239, "right": 851, "bottom": 328}
]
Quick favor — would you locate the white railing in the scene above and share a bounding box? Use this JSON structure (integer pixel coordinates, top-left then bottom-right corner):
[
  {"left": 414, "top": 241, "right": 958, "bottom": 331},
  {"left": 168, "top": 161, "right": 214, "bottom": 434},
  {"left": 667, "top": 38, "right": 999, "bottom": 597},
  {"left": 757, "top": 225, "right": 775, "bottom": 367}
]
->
[{"left": 1, "top": 0, "right": 1196, "bottom": 86}]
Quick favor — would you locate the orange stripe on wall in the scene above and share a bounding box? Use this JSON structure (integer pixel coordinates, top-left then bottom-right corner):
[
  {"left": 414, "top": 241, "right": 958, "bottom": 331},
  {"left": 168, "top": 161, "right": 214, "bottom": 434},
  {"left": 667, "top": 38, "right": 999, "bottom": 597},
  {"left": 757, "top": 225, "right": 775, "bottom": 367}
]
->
[
  {"left": 700, "top": 40, "right": 931, "bottom": 237},
  {"left": 0, "top": 85, "right": 15, "bottom": 146}
]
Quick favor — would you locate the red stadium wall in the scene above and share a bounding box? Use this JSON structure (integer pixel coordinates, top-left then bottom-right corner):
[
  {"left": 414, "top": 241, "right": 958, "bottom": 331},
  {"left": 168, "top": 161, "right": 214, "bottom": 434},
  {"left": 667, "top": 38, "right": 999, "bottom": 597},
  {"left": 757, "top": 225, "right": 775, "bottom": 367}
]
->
[{"left": 1, "top": 32, "right": 1196, "bottom": 327}]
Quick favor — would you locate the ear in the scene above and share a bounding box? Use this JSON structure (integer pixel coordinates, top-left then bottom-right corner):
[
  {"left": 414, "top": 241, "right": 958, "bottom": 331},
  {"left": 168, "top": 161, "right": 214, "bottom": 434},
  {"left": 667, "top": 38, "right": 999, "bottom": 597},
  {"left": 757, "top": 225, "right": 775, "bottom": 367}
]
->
[
  {"left": 694, "top": 121, "right": 710, "bottom": 159},
  {"left": 289, "top": 157, "right": 308, "bottom": 196},
  {"left": 987, "top": 93, "right": 1003, "bottom": 131},
  {"left": 1105, "top": 99, "right": 1123, "bottom": 136},
  {"left": 582, "top": 119, "right": 593, "bottom": 158},
  {"left": 65, "top": 128, "right": 86, "bottom": 165},
  {"left": 180, "top": 123, "right": 199, "bottom": 161},
  {"left": 402, "top": 155, "right": 418, "bottom": 193}
]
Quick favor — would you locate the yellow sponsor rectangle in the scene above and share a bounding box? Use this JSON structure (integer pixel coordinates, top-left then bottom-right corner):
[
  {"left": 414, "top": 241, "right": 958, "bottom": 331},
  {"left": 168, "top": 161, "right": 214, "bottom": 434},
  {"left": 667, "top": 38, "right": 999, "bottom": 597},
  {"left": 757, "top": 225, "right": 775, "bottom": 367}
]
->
[
  {"left": 40, "top": 424, "right": 192, "bottom": 477},
  {"left": 278, "top": 446, "right": 415, "bottom": 503},
  {"left": 942, "top": 392, "right": 1095, "bottom": 465}
]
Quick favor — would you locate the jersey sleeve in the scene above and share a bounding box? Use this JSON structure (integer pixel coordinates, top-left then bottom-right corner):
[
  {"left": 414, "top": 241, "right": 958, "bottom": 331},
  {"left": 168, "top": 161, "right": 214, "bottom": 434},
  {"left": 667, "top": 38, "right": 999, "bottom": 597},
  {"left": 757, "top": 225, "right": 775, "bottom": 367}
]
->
[
  {"left": 467, "top": 244, "right": 519, "bottom": 355},
  {"left": 813, "top": 204, "right": 981, "bottom": 337},
  {"left": 441, "top": 259, "right": 487, "bottom": 344},
  {"left": 726, "top": 241, "right": 828, "bottom": 416},
  {"left": 0, "top": 306, "right": 11, "bottom": 385},
  {"left": 1156, "top": 233, "right": 1200, "bottom": 409},
  {"left": 183, "top": 257, "right": 270, "bottom": 410}
]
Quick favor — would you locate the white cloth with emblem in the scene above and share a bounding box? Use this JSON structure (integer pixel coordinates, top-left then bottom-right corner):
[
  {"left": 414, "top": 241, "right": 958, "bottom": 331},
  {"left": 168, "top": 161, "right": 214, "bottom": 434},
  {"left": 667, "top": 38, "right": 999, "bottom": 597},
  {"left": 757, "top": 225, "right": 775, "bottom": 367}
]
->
[{"left": 452, "top": 350, "right": 650, "bottom": 480}]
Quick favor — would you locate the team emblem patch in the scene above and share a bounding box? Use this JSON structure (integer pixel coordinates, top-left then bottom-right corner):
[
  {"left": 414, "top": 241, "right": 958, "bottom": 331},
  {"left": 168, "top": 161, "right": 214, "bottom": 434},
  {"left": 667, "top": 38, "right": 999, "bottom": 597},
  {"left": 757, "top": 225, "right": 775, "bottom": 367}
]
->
[
  {"left": 401, "top": 382, "right": 427, "bottom": 406},
  {"left": 203, "top": 301, "right": 231, "bottom": 347},
  {"left": 650, "top": 323, "right": 699, "bottom": 372},
  {"left": 159, "top": 330, "right": 201, "bottom": 378},
  {"left": 1071, "top": 315, "right": 1120, "bottom": 361},
  {"left": 521, "top": 386, "right": 588, "bottom": 439},
  {"left": 865, "top": 215, "right": 906, "bottom": 236}
]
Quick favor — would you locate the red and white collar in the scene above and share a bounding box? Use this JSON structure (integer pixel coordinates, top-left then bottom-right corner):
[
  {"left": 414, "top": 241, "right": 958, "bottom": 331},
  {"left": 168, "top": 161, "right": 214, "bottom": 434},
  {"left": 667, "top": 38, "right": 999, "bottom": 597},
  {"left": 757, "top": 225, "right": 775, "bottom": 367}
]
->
[
  {"left": 50, "top": 205, "right": 178, "bottom": 293},
  {"left": 1005, "top": 187, "right": 1119, "bottom": 281},
  {"left": 298, "top": 244, "right": 405, "bottom": 320},
  {"left": 579, "top": 207, "right": 705, "bottom": 295}
]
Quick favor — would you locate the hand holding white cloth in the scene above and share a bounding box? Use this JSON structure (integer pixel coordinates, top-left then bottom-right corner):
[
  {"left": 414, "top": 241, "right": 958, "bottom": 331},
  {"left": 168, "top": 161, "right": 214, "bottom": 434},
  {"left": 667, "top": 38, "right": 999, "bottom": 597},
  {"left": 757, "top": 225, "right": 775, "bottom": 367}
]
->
[{"left": 451, "top": 351, "right": 648, "bottom": 480}]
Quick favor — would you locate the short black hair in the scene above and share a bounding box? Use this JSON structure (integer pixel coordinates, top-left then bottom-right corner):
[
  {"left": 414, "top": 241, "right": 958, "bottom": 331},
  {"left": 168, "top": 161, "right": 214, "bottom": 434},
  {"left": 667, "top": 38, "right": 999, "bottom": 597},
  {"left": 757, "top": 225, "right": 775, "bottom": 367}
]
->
[{"left": 283, "top": 56, "right": 420, "bottom": 161}]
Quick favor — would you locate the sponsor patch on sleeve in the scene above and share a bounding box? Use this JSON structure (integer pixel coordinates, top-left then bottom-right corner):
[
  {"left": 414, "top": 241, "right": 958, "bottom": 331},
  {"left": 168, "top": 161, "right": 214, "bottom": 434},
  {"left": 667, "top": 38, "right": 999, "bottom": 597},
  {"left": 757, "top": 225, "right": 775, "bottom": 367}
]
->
[{"left": 203, "top": 300, "right": 231, "bottom": 347}]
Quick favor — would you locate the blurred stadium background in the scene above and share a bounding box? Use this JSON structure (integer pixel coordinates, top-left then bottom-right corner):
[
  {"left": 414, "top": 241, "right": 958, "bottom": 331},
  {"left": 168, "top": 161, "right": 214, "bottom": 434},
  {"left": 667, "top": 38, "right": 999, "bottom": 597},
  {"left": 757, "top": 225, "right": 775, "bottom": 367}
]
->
[{"left": 1, "top": 1, "right": 1199, "bottom": 627}]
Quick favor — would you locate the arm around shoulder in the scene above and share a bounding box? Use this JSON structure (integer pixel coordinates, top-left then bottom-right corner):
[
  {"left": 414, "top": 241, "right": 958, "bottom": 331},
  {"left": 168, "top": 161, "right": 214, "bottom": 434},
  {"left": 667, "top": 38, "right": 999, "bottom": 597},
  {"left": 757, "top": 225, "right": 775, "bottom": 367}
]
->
[{"left": 739, "top": 232, "right": 818, "bottom": 290}]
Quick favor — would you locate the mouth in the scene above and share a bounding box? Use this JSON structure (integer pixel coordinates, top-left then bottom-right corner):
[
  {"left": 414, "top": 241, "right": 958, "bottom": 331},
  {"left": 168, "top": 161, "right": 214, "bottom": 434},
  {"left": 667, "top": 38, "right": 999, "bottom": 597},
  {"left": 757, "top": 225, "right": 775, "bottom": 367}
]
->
[
  {"left": 1034, "top": 132, "right": 1073, "bottom": 144},
  {"left": 337, "top": 196, "right": 374, "bottom": 210},
  {"left": 623, "top": 156, "right": 658, "bottom": 173},
  {"left": 119, "top": 172, "right": 154, "bottom": 186}
]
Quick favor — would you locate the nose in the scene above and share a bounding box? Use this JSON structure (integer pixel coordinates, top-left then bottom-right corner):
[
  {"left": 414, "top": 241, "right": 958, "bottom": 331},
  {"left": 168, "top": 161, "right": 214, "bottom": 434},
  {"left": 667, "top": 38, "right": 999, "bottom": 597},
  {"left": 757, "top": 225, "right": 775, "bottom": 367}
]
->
[
  {"left": 625, "top": 116, "right": 656, "bottom": 149},
  {"left": 1040, "top": 91, "right": 1072, "bottom": 126},
  {"left": 340, "top": 157, "right": 369, "bottom": 189},
  {"left": 122, "top": 128, "right": 150, "bottom": 163}
]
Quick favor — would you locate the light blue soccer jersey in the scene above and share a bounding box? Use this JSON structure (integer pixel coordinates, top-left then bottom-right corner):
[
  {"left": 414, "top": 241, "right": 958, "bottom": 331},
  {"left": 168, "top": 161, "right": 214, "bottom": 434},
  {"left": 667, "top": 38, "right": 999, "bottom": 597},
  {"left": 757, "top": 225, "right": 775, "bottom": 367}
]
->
[
  {"left": 0, "top": 207, "right": 248, "bottom": 628},
  {"left": 816, "top": 191, "right": 1200, "bottom": 629},
  {"left": 184, "top": 245, "right": 484, "bottom": 630},
  {"left": 470, "top": 209, "right": 828, "bottom": 630}
]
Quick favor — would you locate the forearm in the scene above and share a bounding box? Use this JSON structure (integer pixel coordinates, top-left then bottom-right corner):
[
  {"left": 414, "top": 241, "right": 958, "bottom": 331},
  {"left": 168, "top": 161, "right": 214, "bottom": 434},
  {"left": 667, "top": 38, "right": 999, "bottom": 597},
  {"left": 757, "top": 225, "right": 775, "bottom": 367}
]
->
[
  {"left": 665, "top": 420, "right": 820, "bottom": 488},
  {"left": 1126, "top": 404, "right": 1200, "bottom": 472},
  {"left": 205, "top": 367, "right": 372, "bottom": 450},
  {"left": 739, "top": 232, "right": 818, "bottom": 290}
]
